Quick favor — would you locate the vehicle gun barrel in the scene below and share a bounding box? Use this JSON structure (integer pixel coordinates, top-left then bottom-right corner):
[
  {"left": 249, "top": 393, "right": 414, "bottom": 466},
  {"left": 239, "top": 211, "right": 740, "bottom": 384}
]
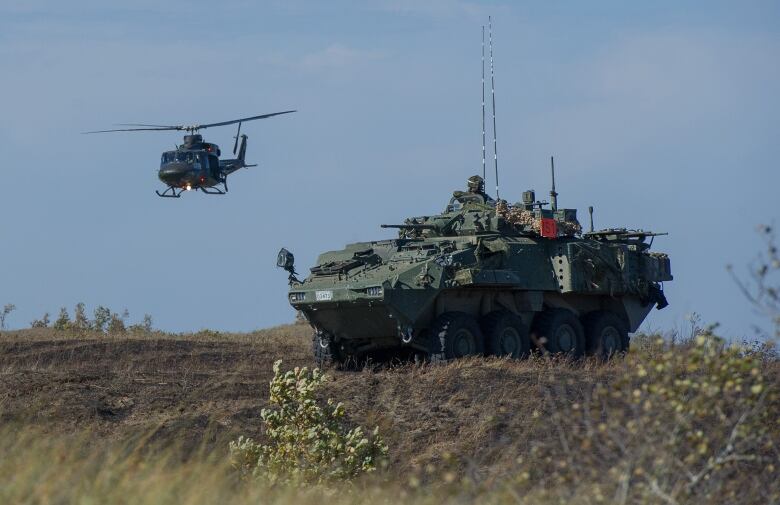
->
[
  {"left": 585, "top": 230, "right": 668, "bottom": 239},
  {"left": 381, "top": 223, "right": 438, "bottom": 230},
  {"left": 626, "top": 232, "right": 668, "bottom": 237}
]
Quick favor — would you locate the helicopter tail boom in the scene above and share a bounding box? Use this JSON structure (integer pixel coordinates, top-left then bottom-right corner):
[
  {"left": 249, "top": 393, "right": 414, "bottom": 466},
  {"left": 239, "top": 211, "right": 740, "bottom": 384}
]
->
[{"left": 219, "top": 134, "right": 254, "bottom": 176}]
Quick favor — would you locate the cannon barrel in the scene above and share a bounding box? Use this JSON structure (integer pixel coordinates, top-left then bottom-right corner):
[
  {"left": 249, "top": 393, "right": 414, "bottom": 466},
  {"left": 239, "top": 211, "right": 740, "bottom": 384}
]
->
[
  {"left": 584, "top": 229, "right": 669, "bottom": 240},
  {"left": 381, "top": 223, "right": 438, "bottom": 230}
]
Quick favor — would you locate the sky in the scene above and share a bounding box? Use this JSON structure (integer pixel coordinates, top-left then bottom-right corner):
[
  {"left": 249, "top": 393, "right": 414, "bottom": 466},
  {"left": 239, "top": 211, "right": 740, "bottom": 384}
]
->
[{"left": 1, "top": 0, "right": 778, "bottom": 337}]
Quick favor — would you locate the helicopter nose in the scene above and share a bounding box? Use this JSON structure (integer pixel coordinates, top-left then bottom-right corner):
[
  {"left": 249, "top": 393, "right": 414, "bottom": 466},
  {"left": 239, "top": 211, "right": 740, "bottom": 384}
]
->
[{"left": 158, "top": 162, "right": 191, "bottom": 185}]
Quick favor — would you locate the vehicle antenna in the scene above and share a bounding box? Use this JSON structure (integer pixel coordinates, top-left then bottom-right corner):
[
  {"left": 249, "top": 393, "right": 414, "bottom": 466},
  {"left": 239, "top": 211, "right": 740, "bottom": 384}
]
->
[
  {"left": 488, "top": 15, "right": 499, "bottom": 200},
  {"left": 588, "top": 206, "right": 595, "bottom": 233},
  {"left": 550, "top": 156, "right": 558, "bottom": 211},
  {"left": 481, "top": 25, "right": 486, "bottom": 182}
]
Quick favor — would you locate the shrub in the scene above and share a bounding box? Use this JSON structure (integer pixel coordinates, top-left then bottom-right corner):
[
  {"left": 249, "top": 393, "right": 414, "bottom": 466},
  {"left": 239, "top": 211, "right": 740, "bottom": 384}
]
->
[
  {"left": 196, "top": 329, "right": 222, "bottom": 339},
  {"left": 729, "top": 224, "right": 779, "bottom": 340},
  {"left": 92, "top": 306, "right": 111, "bottom": 333},
  {"left": 128, "top": 314, "right": 154, "bottom": 334},
  {"left": 30, "top": 313, "right": 50, "bottom": 328},
  {"left": 73, "top": 303, "right": 90, "bottom": 331},
  {"left": 230, "top": 360, "right": 388, "bottom": 484},
  {"left": 54, "top": 307, "right": 71, "bottom": 331},
  {"left": 510, "top": 332, "right": 779, "bottom": 504},
  {"left": 0, "top": 303, "right": 16, "bottom": 330},
  {"left": 107, "top": 311, "right": 128, "bottom": 335}
]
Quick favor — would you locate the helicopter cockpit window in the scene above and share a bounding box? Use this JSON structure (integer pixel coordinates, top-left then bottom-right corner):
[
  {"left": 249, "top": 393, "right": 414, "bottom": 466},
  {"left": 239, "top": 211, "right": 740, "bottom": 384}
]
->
[
  {"left": 161, "top": 151, "right": 176, "bottom": 164},
  {"left": 174, "top": 152, "right": 195, "bottom": 163}
]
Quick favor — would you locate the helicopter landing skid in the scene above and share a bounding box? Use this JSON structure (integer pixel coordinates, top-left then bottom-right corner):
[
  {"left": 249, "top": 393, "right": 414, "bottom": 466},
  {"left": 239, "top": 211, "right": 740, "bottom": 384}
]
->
[
  {"left": 155, "top": 179, "right": 229, "bottom": 198},
  {"left": 199, "top": 179, "right": 229, "bottom": 195},
  {"left": 156, "top": 186, "right": 183, "bottom": 198},
  {"left": 200, "top": 185, "right": 227, "bottom": 195}
]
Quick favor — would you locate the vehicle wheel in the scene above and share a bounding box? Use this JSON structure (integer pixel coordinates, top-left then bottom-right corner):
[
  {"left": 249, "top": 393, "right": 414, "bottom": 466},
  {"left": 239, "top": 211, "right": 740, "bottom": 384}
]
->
[
  {"left": 427, "top": 312, "right": 484, "bottom": 362},
  {"left": 481, "top": 311, "right": 530, "bottom": 359},
  {"left": 532, "top": 308, "right": 585, "bottom": 356},
  {"left": 312, "top": 332, "right": 343, "bottom": 368},
  {"left": 582, "top": 311, "right": 628, "bottom": 359}
]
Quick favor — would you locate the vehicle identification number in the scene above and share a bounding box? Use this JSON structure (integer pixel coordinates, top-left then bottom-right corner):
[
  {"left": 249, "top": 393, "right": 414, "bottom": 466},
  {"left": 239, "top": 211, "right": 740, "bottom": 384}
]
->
[{"left": 315, "top": 290, "right": 334, "bottom": 301}]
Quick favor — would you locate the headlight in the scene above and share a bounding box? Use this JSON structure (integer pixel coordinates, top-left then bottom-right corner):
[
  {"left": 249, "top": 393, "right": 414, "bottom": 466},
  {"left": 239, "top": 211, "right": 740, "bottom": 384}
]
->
[
  {"left": 289, "top": 292, "right": 306, "bottom": 303},
  {"left": 365, "top": 286, "right": 383, "bottom": 297}
]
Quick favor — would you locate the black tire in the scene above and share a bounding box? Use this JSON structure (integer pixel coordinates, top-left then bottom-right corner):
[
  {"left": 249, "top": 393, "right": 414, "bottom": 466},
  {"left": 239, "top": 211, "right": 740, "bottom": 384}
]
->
[
  {"left": 481, "top": 311, "right": 530, "bottom": 359},
  {"left": 582, "top": 311, "right": 628, "bottom": 359},
  {"left": 312, "top": 332, "right": 343, "bottom": 368},
  {"left": 427, "top": 312, "right": 484, "bottom": 362},
  {"left": 532, "top": 308, "right": 585, "bottom": 356}
]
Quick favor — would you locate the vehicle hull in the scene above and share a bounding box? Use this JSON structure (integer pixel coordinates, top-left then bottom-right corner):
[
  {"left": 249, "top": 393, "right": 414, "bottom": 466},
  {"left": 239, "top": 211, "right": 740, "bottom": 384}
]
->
[{"left": 285, "top": 204, "right": 671, "bottom": 362}]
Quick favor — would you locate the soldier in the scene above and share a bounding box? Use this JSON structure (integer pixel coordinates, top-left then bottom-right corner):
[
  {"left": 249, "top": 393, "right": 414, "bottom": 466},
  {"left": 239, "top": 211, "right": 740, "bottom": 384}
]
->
[{"left": 465, "top": 174, "right": 495, "bottom": 204}]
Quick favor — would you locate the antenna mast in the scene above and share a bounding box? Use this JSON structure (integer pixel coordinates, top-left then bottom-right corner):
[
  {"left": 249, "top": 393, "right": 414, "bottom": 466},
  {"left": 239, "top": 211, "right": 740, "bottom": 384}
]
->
[
  {"left": 488, "top": 16, "right": 499, "bottom": 200},
  {"left": 550, "top": 156, "right": 558, "bottom": 211},
  {"left": 588, "top": 206, "right": 595, "bottom": 232},
  {"left": 481, "top": 26, "right": 486, "bottom": 182}
]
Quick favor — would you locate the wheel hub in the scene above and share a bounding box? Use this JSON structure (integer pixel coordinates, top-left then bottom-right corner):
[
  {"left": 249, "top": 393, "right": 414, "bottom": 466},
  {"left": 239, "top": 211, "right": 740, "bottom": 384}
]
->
[
  {"left": 500, "top": 328, "right": 519, "bottom": 354},
  {"left": 602, "top": 326, "right": 620, "bottom": 353},
  {"left": 454, "top": 329, "right": 475, "bottom": 356},
  {"left": 555, "top": 324, "right": 576, "bottom": 352}
]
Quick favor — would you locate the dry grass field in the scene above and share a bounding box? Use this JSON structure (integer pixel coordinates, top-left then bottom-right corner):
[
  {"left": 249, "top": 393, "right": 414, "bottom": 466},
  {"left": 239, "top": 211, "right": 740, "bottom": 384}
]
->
[{"left": 1, "top": 322, "right": 778, "bottom": 504}]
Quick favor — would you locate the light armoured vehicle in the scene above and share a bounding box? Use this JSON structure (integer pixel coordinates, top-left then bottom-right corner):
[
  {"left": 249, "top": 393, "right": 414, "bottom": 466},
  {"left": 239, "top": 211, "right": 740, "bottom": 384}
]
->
[{"left": 277, "top": 174, "right": 672, "bottom": 366}]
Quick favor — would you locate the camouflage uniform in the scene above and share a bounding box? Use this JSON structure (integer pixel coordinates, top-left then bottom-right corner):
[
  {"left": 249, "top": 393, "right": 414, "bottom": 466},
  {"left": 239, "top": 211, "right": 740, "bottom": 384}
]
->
[{"left": 465, "top": 174, "right": 495, "bottom": 204}]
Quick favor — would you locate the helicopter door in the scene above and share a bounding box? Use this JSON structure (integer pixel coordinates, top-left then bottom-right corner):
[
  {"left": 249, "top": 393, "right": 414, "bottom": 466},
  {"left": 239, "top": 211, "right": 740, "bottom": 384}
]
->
[{"left": 208, "top": 155, "right": 220, "bottom": 179}]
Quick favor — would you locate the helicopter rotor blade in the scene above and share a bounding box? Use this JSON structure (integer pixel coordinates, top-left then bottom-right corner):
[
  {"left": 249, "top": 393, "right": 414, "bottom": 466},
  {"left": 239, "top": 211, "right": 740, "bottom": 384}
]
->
[
  {"left": 83, "top": 110, "right": 295, "bottom": 135},
  {"left": 233, "top": 121, "right": 242, "bottom": 155},
  {"left": 196, "top": 110, "right": 296, "bottom": 130},
  {"left": 114, "top": 123, "right": 181, "bottom": 128},
  {"left": 81, "top": 126, "right": 184, "bottom": 134}
]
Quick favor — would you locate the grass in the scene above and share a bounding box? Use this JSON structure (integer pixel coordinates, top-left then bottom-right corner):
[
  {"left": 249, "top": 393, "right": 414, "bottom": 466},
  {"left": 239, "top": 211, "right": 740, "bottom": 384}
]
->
[{"left": 1, "top": 324, "right": 778, "bottom": 504}]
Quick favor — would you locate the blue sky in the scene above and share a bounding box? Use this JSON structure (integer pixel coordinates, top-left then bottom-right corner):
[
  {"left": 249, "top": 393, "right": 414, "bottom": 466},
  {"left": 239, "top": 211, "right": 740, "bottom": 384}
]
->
[{"left": 1, "top": 1, "right": 778, "bottom": 336}]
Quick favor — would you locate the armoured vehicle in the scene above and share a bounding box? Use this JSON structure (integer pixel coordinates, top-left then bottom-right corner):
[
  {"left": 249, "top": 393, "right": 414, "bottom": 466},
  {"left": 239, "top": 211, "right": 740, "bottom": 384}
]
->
[{"left": 277, "top": 173, "right": 672, "bottom": 365}]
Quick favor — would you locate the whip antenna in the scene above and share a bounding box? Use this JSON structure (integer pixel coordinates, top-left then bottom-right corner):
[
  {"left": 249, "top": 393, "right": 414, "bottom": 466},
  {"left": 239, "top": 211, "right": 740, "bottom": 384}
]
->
[
  {"left": 550, "top": 156, "right": 558, "bottom": 211},
  {"left": 481, "top": 26, "right": 486, "bottom": 182},
  {"left": 488, "top": 16, "right": 500, "bottom": 200}
]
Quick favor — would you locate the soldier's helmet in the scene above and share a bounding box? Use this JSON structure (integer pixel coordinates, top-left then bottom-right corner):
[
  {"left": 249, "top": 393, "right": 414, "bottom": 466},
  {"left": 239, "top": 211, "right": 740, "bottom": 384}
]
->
[{"left": 467, "top": 174, "right": 485, "bottom": 193}]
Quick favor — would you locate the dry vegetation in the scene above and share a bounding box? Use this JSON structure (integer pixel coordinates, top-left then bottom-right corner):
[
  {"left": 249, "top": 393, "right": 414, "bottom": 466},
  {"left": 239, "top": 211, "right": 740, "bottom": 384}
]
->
[{"left": 1, "top": 321, "right": 778, "bottom": 504}]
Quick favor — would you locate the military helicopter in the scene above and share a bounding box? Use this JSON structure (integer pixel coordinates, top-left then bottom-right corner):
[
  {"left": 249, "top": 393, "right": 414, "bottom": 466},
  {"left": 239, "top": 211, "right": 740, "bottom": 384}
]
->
[{"left": 85, "top": 111, "right": 295, "bottom": 197}]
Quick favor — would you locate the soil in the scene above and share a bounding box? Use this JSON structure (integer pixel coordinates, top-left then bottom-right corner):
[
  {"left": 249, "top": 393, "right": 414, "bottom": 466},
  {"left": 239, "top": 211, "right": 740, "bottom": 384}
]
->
[{"left": 0, "top": 324, "right": 612, "bottom": 475}]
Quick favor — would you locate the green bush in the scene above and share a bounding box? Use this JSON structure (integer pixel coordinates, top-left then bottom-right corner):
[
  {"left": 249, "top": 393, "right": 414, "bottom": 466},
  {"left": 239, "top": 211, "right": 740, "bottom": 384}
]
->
[
  {"left": 107, "top": 312, "right": 126, "bottom": 334},
  {"left": 195, "top": 329, "right": 223, "bottom": 339},
  {"left": 230, "top": 360, "right": 388, "bottom": 484},
  {"left": 510, "top": 332, "right": 778, "bottom": 504},
  {"left": 74, "top": 303, "right": 90, "bottom": 331},
  {"left": 44, "top": 305, "right": 152, "bottom": 335},
  {"left": 92, "top": 306, "right": 111, "bottom": 333},
  {"left": 30, "top": 312, "right": 50, "bottom": 328},
  {"left": 127, "top": 314, "right": 154, "bottom": 335},
  {"left": 54, "top": 307, "right": 70, "bottom": 331}
]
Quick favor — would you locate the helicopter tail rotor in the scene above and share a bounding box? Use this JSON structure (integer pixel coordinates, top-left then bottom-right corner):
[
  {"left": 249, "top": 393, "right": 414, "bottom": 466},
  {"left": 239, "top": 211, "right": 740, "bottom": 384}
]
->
[
  {"left": 232, "top": 121, "right": 242, "bottom": 155},
  {"left": 237, "top": 134, "right": 249, "bottom": 164}
]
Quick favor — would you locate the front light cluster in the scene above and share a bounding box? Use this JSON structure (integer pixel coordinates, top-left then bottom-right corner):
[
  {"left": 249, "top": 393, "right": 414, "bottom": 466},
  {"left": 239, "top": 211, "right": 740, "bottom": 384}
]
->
[
  {"left": 289, "top": 292, "right": 306, "bottom": 303},
  {"left": 365, "top": 286, "right": 383, "bottom": 297}
]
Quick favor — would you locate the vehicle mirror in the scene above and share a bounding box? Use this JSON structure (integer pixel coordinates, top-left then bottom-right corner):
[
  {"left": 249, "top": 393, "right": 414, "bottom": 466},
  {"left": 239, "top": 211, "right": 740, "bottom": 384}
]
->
[{"left": 277, "top": 248, "right": 295, "bottom": 272}]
